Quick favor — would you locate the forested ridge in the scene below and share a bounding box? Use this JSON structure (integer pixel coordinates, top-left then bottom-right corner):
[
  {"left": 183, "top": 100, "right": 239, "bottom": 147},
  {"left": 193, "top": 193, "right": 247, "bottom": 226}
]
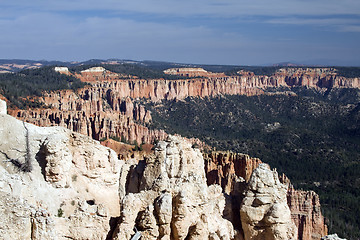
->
[{"left": 0, "top": 66, "right": 85, "bottom": 109}]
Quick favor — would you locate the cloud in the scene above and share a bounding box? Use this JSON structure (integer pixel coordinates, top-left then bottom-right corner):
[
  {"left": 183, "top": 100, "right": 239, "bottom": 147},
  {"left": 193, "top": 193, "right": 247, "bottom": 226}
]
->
[
  {"left": 0, "top": 0, "right": 359, "bottom": 65},
  {"left": 265, "top": 16, "right": 360, "bottom": 32},
  {"left": 0, "top": 11, "right": 250, "bottom": 63},
  {"left": 265, "top": 17, "right": 359, "bottom": 26},
  {"left": 340, "top": 25, "right": 360, "bottom": 32},
  {"left": 2, "top": 0, "right": 360, "bottom": 17}
]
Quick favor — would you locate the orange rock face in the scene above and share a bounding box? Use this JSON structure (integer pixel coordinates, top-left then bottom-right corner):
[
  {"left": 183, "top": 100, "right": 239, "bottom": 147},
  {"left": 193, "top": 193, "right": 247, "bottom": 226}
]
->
[
  {"left": 204, "top": 151, "right": 262, "bottom": 193},
  {"left": 287, "top": 186, "right": 328, "bottom": 240},
  {"left": 74, "top": 67, "right": 360, "bottom": 103}
]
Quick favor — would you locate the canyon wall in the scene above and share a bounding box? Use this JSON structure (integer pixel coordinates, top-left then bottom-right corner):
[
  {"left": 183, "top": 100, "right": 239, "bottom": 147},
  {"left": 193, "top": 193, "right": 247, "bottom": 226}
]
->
[
  {"left": 287, "top": 186, "right": 328, "bottom": 240},
  {"left": 10, "top": 86, "right": 166, "bottom": 144},
  {"left": 70, "top": 67, "right": 360, "bottom": 102},
  {"left": 9, "top": 67, "right": 360, "bottom": 146}
]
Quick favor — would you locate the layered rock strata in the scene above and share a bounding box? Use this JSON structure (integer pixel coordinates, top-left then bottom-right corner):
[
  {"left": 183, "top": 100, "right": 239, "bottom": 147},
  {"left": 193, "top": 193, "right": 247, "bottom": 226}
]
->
[
  {"left": 164, "top": 67, "right": 227, "bottom": 78},
  {"left": 1, "top": 98, "right": 332, "bottom": 239},
  {"left": 10, "top": 87, "right": 165, "bottom": 144},
  {"left": 204, "top": 151, "right": 262, "bottom": 191},
  {"left": 287, "top": 186, "right": 328, "bottom": 240}
]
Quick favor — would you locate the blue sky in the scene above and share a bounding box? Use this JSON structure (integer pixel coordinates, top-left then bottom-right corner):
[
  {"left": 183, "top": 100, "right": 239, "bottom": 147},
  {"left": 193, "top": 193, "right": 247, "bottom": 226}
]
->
[{"left": 1, "top": 0, "right": 360, "bottom": 65}]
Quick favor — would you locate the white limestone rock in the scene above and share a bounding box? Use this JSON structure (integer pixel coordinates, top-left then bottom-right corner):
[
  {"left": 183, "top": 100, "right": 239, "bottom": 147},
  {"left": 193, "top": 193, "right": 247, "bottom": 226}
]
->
[
  {"left": 0, "top": 99, "right": 6, "bottom": 114},
  {"left": 0, "top": 113, "right": 123, "bottom": 239},
  {"left": 321, "top": 234, "right": 347, "bottom": 240},
  {"left": 54, "top": 67, "right": 69, "bottom": 73},
  {"left": 240, "top": 164, "right": 297, "bottom": 240},
  {"left": 113, "top": 135, "right": 235, "bottom": 240}
]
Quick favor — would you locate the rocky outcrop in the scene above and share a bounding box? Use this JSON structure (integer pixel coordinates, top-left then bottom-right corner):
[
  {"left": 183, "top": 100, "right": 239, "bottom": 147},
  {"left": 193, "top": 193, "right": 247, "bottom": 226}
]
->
[
  {"left": 0, "top": 101, "right": 332, "bottom": 240},
  {"left": 204, "top": 150, "right": 328, "bottom": 240},
  {"left": 287, "top": 186, "right": 328, "bottom": 240},
  {"left": 0, "top": 99, "right": 6, "bottom": 114},
  {"left": 204, "top": 151, "right": 262, "bottom": 191},
  {"left": 0, "top": 102, "right": 123, "bottom": 239},
  {"left": 321, "top": 234, "right": 346, "bottom": 240},
  {"left": 240, "top": 164, "right": 297, "bottom": 240},
  {"left": 113, "top": 136, "right": 235, "bottom": 240},
  {"left": 274, "top": 68, "right": 359, "bottom": 89},
  {"left": 54, "top": 67, "right": 69, "bottom": 73},
  {"left": 73, "top": 67, "right": 360, "bottom": 102},
  {"left": 85, "top": 76, "right": 266, "bottom": 101}
]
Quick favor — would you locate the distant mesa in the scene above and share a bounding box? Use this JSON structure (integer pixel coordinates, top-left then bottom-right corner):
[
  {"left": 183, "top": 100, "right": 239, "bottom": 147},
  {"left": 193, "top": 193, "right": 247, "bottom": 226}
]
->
[{"left": 164, "top": 67, "right": 226, "bottom": 77}]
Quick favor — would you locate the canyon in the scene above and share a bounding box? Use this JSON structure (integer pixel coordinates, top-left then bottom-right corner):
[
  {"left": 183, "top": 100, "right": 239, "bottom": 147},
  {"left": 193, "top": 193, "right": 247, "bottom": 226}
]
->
[
  {"left": 2, "top": 66, "right": 357, "bottom": 239},
  {"left": 8, "top": 66, "right": 360, "bottom": 146},
  {"left": 0, "top": 100, "right": 331, "bottom": 239}
]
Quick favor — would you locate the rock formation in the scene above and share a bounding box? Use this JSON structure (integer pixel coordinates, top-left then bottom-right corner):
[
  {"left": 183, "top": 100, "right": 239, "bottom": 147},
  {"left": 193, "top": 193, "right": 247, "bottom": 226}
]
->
[
  {"left": 204, "top": 151, "right": 262, "bottom": 191},
  {"left": 54, "top": 67, "right": 69, "bottom": 73},
  {"left": 113, "top": 135, "right": 235, "bottom": 240},
  {"left": 321, "top": 234, "right": 346, "bottom": 240},
  {"left": 287, "top": 186, "right": 328, "bottom": 240},
  {"left": 204, "top": 150, "right": 328, "bottom": 240},
  {"left": 0, "top": 99, "right": 6, "bottom": 114},
  {"left": 9, "top": 86, "right": 165, "bottom": 144},
  {"left": 0, "top": 100, "right": 123, "bottom": 239},
  {"left": 1, "top": 91, "right": 334, "bottom": 240},
  {"left": 164, "top": 67, "right": 227, "bottom": 78},
  {"left": 240, "top": 164, "right": 297, "bottom": 240}
]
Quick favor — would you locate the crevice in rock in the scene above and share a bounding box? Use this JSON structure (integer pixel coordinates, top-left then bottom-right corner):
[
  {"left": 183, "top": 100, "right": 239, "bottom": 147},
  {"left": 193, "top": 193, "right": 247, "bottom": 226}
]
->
[
  {"left": 125, "top": 160, "right": 146, "bottom": 194},
  {"left": 105, "top": 216, "right": 120, "bottom": 240},
  {"left": 35, "top": 143, "right": 48, "bottom": 181}
]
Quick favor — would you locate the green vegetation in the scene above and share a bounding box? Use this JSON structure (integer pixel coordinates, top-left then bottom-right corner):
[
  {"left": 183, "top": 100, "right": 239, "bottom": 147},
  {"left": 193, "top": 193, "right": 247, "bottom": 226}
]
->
[
  {"left": 72, "top": 174, "right": 78, "bottom": 182},
  {"left": 0, "top": 66, "right": 85, "bottom": 109},
  {"left": 57, "top": 208, "right": 64, "bottom": 217},
  {"left": 145, "top": 88, "right": 360, "bottom": 239},
  {"left": 224, "top": 66, "right": 282, "bottom": 76},
  {"left": 335, "top": 67, "right": 360, "bottom": 78},
  {"left": 224, "top": 66, "right": 360, "bottom": 77}
]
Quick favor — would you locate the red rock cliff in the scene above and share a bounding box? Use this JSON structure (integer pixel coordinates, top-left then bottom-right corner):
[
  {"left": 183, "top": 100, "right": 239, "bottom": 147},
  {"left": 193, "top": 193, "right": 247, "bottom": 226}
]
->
[
  {"left": 204, "top": 151, "right": 262, "bottom": 192},
  {"left": 73, "top": 67, "right": 360, "bottom": 102},
  {"left": 287, "top": 185, "right": 328, "bottom": 240}
]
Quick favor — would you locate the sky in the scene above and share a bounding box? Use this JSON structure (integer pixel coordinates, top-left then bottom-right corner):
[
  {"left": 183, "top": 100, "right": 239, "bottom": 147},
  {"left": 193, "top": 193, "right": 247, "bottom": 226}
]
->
[{"left": 1, "top": 0, "right": 360, "bottom": 66}]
